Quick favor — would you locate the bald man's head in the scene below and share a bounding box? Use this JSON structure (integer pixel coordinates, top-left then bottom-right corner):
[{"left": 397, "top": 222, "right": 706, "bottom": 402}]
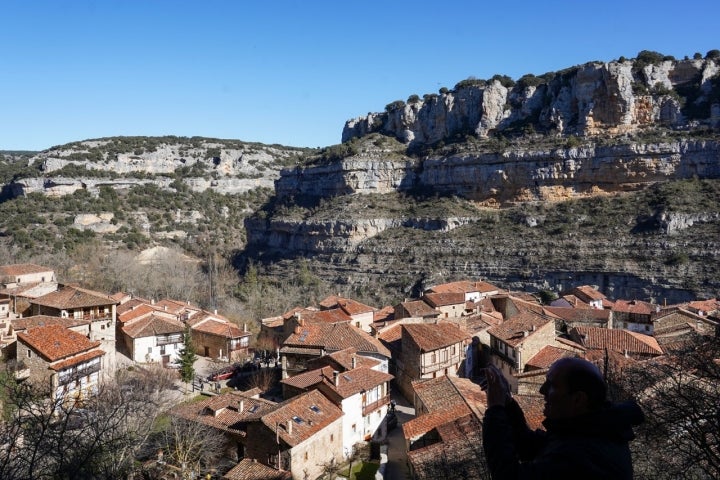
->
[{"left": 540, "top": 357, "right": 607, "bottom": 419}]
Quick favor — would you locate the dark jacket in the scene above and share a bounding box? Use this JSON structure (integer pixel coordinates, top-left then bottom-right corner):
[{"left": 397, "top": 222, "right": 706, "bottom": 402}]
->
[{"left": 483, "top": 399, "right": 644, "bottom": 480}]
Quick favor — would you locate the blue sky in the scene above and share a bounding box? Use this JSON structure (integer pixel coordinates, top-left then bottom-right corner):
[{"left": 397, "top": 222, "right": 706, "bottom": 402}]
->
[{"left": 1, "top": 1, "right": 718, "bottom": 151}]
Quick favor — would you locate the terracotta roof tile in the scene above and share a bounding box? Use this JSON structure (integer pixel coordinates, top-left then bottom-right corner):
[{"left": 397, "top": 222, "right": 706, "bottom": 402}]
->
[
  {"left": 612, "top": 299, "right": 657, "bottom": 315},
  {"left": 525, "top": 346, "right": 580, "bottom": 370},
  {"left": 282, "top": 365, "right": 393, "bottom": 399},
  {"left": 191, "top": 318, "right": 249, "bottom": 338},
  {"left": 423, "top": 292, "right": 466, "bottom": 308},
  {"left": 319, "top": 296, "right": 376, "bottom": 315},
  {"left": 0, "top": 263, "right": 53, "bottom": 277},
  {"left": 570, "top": 326, "right": 663, "bottom": 356},
  {"left": 115, "top": 297, "right": 152, "bottom": 315},
  {"left": 17, "top": 324, "right": 100, "bottom": 361},
  {"left": 428, "top": 280, "right": 499, "bottom": 295},
  {"left": 222, "top": 458, "right": 292, "bottom": 480},
  {"left": 118, "top": 304, "right": 158, "bottom": 324},
  {"left": 373, "top": 306, "right": 395, "bottom": 323},
  {"left": 402, "top": 323, "right": 469, "bottom": 352},
  {"left": 403, "top": 403, "right": 471, "bottom": 439},
  {"left": 297, "top": 309, "right": 352, "bottom": 324},
  {"left": 572, "top": 285, "right": 607, "bottom": 301},
  {"left": 306, "top": 347, "right": 380, "bottom": 371},
  {"left": 122, "top": 314, "right": 185, "bottom": 339},
  {"left": 12, "top": 315, "right": 89, "bottom": 332},
  {"left": 487, "top": 312, "right": 554, "bottom": 347},
  {"left": 0, "top": 282, "right": 59, "bottom": 299},
  {"left": 544, "top": 306, "right": 610, "bottom": 323},
  {"left": 172, "top": 392, "right": 278, "bottom": 433},
  {"left": 284, "top": 322, "right": 391, "bottom": 358},
  {"left": 400, "top": 300, "right": 438, "bottom": 318},
  {"left": 31, "top": 285, "right": 118, "bottom": 310},
  {"left": 260, "top": 390, "right": 343, "bottom": 447},
  {"left": 50, "top": 349, "right": 104, "bottom": 372},
  {"left": 406, "top": 413, "right": 486, "bottom": 480},
  {"left": 412, "top": 376, "right": 485, "bottom": 415}
]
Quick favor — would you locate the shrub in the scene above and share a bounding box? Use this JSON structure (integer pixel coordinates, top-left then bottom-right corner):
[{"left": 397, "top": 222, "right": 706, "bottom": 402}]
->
[
  {"left": 489, "top": 74, "right": 515, "bottom": 88},
  {"left": 407, "top": 94, "right": 421, "bottom": 104},
  {"left": 454, "top": 77, "right": 486, "bottom": 90},
  {"left": 706, "top": 49, "right": 720, "bottom": 60},
  {"left": 385, "top": 100, "right": 406, "bottom": 112},
  {"left": 516, "top": 74, "right": 544, "bottom": 89}
]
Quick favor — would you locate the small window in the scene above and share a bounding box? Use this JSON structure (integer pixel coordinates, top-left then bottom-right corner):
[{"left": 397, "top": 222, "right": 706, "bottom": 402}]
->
[
  {"left": 330, "top": 433, "right": 334, "bottom": 442},
  {"left": 27, "top": 349, "right": 32, "bottom": 358},
  {"left": 148, "top": 347, "right": 152, "bottom": 354},
  {"left": 309, "top": 405, "right": 321, "bottom": 413},
  {"left": 292, "top": 416, "right": 303, "bottom": 424},
  {"left": 352, "top": 424, "right": 357, "bottom": 432},
  {"left": 355, "top": 321, "right": 360, "bottom": 328},
  {"left": 304, "top": 452, "right": 308, "bottom": 461}
]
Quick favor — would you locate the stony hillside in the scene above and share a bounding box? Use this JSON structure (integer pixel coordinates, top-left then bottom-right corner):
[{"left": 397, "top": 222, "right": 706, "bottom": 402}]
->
[{"left": 243, "top": 51, "right": 720, "bottom": 305}]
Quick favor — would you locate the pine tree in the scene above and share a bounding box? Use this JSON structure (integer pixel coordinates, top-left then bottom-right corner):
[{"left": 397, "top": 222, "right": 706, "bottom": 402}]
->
[{"left": 177, "top": 326, "right": 197, "bottom": 384}]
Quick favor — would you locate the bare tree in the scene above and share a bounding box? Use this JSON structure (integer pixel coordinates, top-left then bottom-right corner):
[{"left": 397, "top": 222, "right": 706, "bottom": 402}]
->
[
  {"left": 160, "top": 416, "right": 226, "bottom": 479},
  {"left": 610, "top": 336, "right": 720, "bottom": 480}
]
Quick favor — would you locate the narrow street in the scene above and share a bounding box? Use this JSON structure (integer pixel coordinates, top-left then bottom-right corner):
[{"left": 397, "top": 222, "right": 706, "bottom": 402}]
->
[{"left": 382, "top": 391, "right": 415, "bottom": 480}]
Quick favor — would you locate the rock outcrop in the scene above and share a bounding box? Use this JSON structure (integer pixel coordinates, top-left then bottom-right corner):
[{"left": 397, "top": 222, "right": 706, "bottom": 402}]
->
[{"left": 343, "top": 57, "right": 720, "bottom": 147}]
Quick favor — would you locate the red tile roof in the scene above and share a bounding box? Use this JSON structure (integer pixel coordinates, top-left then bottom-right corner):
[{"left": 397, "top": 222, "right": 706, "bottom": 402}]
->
[
  {"left": 50, "top": 349, "right": 104, "bottom": 372},
  {"left": 570, "top": 326, "right": 663, "bottom": 356},
  {"left": 573, "top": 285, "right": 607, "bottom": 301},
  {"left": 17, "top": 324, "right": 100, "bottom": 361},
  {"left": 524, "top": 346, "right": 580, "bottom": 370},
  {"left": 31, "top": 285, "right": 118, "bottom": 309},
  {"left": 423, "top": 292, "right": 466, "bottom": 308},
  {"left": 260, "top": 390, "right": 343, "bottom": 447},
  {"left": 412, "top": 376, "right": 485, "bottom": 416},
  {"left": 118, "top": 304, "right": 158, "bottom": 324},
  {"left": 400, "top": 300, "right": 438, "bottom": 318},
  {"left": 402, "top": 323, "right": 470, "bottom": 352},
  {"left": 282, "top": 365, "right": 393, "bottom": 399},
  {"left": 297, "top": 309, "right": 352, "bottom": 324},
  {"left": 284, "top": 322, "right": 391, "bottom": 358},
  {"left": 122, "top": 314, "right": 185, "bottom": 339},
  {"left": 544, "top": 306, "right": 610, "bottom": 323},
  {"left": 306, "top": 347, "right": 380, "bottom": 371},
  {"left": 319, "top": 296, "right": 376, "bottom": 316},
  {"left": 612, "top": 299, "right": 657, "bottom": 315},
  {"left": 0, "top": 263, "right": 53, "bottom": 277},
  {"left": 428, "top": 280, "right": 499, "bottom": 295},
  {"left": 373, "top": 306, "right": 395, "bottom": 323},
  {"left": 222, "top": 458, "right": 292, "bottom": 480},
  {"left": 487, "top": 312, "right": 554, "bottom": 347},
  {"left": 191, "top": 318, "right": 249, "bottom": 338},
  {"left": 11, "top": 315, "right": 89, "bottom": 331},
  {"left": 115, "top": 297, "right": 152, "bottom": 315},
  {"left": 403, "top": 403, "right": 471, "bottom": 439},
  {"left": 172, "top": 392, "right": 278, "bottom": 433}
]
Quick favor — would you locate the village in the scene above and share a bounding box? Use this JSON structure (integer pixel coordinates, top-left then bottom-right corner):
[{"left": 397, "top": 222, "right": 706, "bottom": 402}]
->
[{"left": 0, "top": 262, "right": 718, "bottom": 480}]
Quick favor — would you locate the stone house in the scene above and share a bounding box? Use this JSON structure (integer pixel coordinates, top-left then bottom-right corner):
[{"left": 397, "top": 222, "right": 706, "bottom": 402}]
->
[
  {"left": 612, "top": 299, "right": 657, "bottom": 334},
  {"left": 652, "top": 307, "right": 720, "bottom": 343},
  {"left": 425, "top": 280, "right": 500, "bottom": 303},
  {"left": 280, "top": 322, "right": 391, "bottom": 379},
  {"left": 281, "top": 352, "right": 394, "bottom": 453},
  {"left": 402, "top": 375, "right": 486, "bottom": 479},
  {"left": 568, "top": 285, "right": 612, "bottom": 309},
  {"left": 319, "top": 295, "right": 377, "bottom": 333},
  {"left": 486, "top": 311, "right": 557, "bottom": 391},
  {"left": 422, "top": 292, "right": 468, "bottom": 319},
  {"left": 248, "top": 390, "right": 344, "bottom": 480},
  {"left": 395, "top": 322, "right": 469, "bottom": 401},
  {"left": 29, "top": 285, "right": 118, "bottom": 372},
  {"left": 16, "top": 324, "right": 104, "bottom": 404},
  {"left": 187, "top": 311, "right": 252, "bottom": 361},
  {"left": 120, "top": 310, "right": 185, "bottom": 365},
  {"left": 394, "top": 300, "right": 440, "bottom": 321}
]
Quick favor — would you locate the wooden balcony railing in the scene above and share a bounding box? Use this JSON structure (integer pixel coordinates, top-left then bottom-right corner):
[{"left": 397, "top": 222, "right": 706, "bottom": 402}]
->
[{"left": 362, "top": 395, "right": 391, "bottom": 416}]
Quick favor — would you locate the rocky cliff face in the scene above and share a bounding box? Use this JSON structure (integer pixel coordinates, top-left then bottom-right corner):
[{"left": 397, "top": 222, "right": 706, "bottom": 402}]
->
[
  {"left": 343, "top": 57, "right": 720, "bottom": 147},
  {"left": 245, "top": 54, "right": 720, "bottom": 304},
  {"left": 7, "top": 137, "right": 306, "bottom": 197}
]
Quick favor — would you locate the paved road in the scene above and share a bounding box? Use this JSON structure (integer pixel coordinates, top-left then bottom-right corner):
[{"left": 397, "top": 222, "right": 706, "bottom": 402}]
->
[{"left": 382, "top": 392, "right": 415, "bottom": 480}]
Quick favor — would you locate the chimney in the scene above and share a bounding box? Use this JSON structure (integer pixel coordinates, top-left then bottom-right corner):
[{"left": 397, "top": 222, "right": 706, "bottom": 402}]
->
[
  {"left": 351, "top": 355, "right": 357, "bottom": 369},
  {"left": 287, "top": 419, "right": 293, "bottom": 435},
  {"left": 214, "top": 309, "right": 218, "bottom": 315},
  {"left": 295, "top": 325, "right": 301, "bottom": 334},
  {"left": 238, "top": 400, "right": 244, "bottom": 412},
  {"left": 333, "top": 370, "right": 339, "bottom": 387},
  {"left": 164, "top": 305, "right": 167, "bottom": 311},
  {"left": 243, "top": 322, "right": 247, "bottom": 332}
]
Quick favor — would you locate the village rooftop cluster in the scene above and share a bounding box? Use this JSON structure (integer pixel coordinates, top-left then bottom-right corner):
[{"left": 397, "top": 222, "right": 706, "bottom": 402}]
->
[{"left": 0, "top": 263, "right": 718, "bottom": 479}]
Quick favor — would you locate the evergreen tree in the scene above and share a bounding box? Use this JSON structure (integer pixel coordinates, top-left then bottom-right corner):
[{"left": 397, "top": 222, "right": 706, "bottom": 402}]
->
[{"left": 177, "top": 327, "right": 197, "bottom": 384}]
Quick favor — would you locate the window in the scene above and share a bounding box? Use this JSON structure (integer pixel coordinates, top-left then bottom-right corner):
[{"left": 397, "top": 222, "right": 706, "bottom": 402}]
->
[
  {"left": 304, "top": 452, "right": 308, "bottom": 461},
  {"left": 356, "top": 321, "right": 360, "bottom": 328},
  {"left": 352, "top": 424, "right": 357, "bottom": 432},
  {"left": 330, "top": 434, "right": 334, "bottom": 442},
  {"left": 431, "top": 353, "right": 436, "bottom": 363},
  {"left": 27, "top": 349, "right": 32, "bottom": 358},
  {"left": 148, "top": 347, "right": 152, "bottom": 354}
]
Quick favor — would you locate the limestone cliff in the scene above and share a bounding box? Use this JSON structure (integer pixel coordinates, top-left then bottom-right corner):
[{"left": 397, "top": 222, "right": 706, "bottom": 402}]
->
[{"left": 343, "top": 56, "right": 720, "bottom": 147}]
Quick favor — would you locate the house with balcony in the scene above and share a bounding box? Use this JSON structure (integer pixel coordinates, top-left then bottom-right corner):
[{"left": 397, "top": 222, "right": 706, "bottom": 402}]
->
[
  {"left": 29, "top": 285, "right": 118, "bottom": 372},
  {"left": 120, "top": 309, "right": 186, "bottom": 365},
  {"left": 187, "top": 311, "right": 252, "bottom": 361},
  {"left": 16, "top": 324, "right": 104, "bottom": 405},
  {"left": 394, "top": 322, "right": 469, "bottom": 401},
  {"left": 281, "top": 351, "right": 394, "bottom": 451},
  {"left": 612, "top": 299, "right": 658, "bottom": 334}
]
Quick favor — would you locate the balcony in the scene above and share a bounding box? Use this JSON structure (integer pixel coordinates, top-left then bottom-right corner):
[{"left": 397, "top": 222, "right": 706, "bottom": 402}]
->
[
  {"left": 362, "top": 395, "right": 390, "bottom": 416},
  {"left": 421, "top": 355, "right": 463, "bottom": 375}
]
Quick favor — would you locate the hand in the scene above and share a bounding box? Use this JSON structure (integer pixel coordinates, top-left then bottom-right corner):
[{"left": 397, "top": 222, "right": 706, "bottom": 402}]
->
[{"left": 485, "top": 365, "right": 511, "bottom": 408}]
